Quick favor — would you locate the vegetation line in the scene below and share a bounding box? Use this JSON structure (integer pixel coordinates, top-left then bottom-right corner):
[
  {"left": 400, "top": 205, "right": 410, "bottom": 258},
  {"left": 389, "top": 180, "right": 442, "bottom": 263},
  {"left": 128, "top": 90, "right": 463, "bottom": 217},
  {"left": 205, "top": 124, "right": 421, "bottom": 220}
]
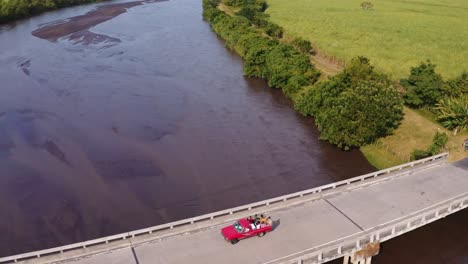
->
[
  {"left": 0, "top": 0, "right": 111, "bottom": 24},
  {"left": 205, "top": 0, "right": 467, "bottom": 169},
  {"left": 263, "top": 0, "right": 467, "bottom": 168},
  {"left": 203, "top": 0, "right": 404, "bottom": 152}
]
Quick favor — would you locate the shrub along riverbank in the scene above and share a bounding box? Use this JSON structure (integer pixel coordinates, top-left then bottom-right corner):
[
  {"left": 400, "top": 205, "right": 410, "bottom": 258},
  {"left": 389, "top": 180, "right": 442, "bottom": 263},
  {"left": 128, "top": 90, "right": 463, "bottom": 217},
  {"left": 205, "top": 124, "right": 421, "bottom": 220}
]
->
[
  {"left": 203, "top": 0, "right": 321, "bottom": 98},
  {"left": 262, "top": 0, "right": 467, "bottom": 168},
  {"left": 0, "top": 0, "right": 109, "bottom": 24},
  {"left": 362, "top": 62, "right": 467, "bottom": 168},
  {"left": 203, "top": 0, "right": 404, "bottom": 152}
]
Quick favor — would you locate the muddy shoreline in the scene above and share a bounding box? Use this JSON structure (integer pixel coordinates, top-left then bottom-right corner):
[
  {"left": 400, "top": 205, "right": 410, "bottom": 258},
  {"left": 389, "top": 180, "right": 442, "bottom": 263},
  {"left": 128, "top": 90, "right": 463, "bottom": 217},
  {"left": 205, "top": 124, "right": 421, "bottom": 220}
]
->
[{"left": 32, "top": 0, "right": 166, "bottom": 45}]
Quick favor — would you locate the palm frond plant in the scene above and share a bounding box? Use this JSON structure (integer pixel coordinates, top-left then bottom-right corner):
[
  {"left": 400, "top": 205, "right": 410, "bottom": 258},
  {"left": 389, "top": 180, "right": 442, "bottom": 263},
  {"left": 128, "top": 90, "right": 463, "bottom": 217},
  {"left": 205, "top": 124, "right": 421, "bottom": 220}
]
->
[{"left": 435, "top": 96, "right": 468, "bottom": 135}]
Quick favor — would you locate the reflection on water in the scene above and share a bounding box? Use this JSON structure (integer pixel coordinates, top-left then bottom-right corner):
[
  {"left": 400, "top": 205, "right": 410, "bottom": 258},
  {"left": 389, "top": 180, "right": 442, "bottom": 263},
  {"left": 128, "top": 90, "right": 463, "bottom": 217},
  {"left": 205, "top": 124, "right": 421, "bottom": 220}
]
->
[{"left": 0, "top": 0, "right": 465, "bottom": 262}]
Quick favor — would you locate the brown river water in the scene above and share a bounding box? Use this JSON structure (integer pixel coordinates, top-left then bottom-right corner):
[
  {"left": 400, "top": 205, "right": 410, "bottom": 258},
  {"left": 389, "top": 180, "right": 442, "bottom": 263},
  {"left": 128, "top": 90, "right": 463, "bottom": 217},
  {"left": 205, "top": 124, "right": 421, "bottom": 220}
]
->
[{"left": 0, "top": 0, "right": 466, "bottom": 262}]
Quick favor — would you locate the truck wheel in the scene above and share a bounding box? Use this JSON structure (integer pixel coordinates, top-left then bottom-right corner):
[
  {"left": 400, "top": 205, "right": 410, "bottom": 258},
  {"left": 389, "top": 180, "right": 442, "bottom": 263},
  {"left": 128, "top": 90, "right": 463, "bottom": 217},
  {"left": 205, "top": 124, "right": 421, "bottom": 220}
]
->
[
  {"left": 257, "top": 232, "right": 266, "bottom": 237},
  {"left": 230, "top": 239, "right": 239, "bottom": 244}
]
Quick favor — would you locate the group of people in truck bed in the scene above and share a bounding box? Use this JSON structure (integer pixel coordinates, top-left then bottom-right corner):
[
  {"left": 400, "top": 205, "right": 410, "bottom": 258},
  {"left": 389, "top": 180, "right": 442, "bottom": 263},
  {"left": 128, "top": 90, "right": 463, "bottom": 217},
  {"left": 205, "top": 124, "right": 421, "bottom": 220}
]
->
[{"left": 246, "top": 214, "right": 272, "bottom": 230}]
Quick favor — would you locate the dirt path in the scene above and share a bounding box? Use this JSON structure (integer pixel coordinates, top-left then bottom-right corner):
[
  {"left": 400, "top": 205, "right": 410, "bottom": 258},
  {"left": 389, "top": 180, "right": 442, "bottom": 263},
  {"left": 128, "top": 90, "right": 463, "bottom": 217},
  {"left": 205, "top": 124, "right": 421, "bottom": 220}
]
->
[{"left": 310, "top": 49, "right": 344, "bottom": 78}]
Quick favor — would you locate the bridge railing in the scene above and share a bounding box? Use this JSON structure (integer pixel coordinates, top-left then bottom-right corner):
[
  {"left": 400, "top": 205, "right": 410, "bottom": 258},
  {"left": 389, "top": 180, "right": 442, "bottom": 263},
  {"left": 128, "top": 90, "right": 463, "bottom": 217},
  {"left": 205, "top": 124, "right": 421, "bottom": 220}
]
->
[
  {"left": 0, "top": 152, "right": 448, "bottom": 263},
  {"left": 266, "top": 191, "right": 468, "bottom": 264}
]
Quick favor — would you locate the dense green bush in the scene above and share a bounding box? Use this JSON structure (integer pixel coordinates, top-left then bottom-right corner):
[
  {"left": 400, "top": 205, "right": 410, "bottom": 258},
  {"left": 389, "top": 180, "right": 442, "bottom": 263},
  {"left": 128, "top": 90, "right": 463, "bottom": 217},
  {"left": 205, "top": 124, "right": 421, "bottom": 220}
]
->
[
  {"left": 443, "top": 71, "right": 468, "bottom": 97},
  {"left": 237, "top": 5, "right": 283, "bottom": 38},
  {"left": 225, "top": 0, "right": 267, "bottom": 11},
  {"left": 0, "top": 0, "right": 108, "bottom": 23},
  {"left": 203, "top": 7, "right": 224, "bottom": 22},
  {"left": 204, "top": 0, "right": 319, "bottom": 99},
  {"left": 401, "top": 61, "right": 444, "bottom": 108},
  {"left": 256, "top": 0, "right": 268, "bottom": 12},
  {"left": 242, "top": 34, "right": 276, "bottom": 77},
  {"left": 283, "top": 75, "right": 310, "bottom": 97},
  {"left": 237, "top": 6, "right": 266, "bottom": 27},
  {"left": 411, "top": 131, "right": 448, "bottom": 160},
  {"left": 211, "top": 13, "right": 254, "bottom": 50},
  {"left": 297, "top": 57, "right": 404, "bottom": 149},
  {"left": 264, "top": 43, "right": 318, "bottom": 88},
  {"left": 205, "top": 1, "right": 406, "bottom": 149},
  {"left": 435, "top": 96, "right": 468, "bottom": 135},
  {"left": 237, "top": 6, "right": 258, "bottom": 21},
  {"left": 291, "top": 37, "right": 313, "bottom": 54},
  {"left": 411, "top": 149, "right": 430, "bottom": 160},
  {"left": 241, "top": 36, "right": 318, "bottom": 94},
  {"left": 401, "top": 61, "right": 467, "bottom": 130},
  {"left": 263, "top": 21, "right": 283, "bottom": 38},
  {"left": 428, "top": 131, "right": 448, "bottom": 155},
  {"left": 224, "top": 0, "right": 255, "bottom": 7}
]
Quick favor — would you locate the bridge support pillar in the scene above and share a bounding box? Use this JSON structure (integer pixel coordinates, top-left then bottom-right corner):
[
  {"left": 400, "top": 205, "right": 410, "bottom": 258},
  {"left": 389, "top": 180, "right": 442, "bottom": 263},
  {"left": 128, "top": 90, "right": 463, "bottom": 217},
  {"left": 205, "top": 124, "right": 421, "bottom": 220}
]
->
[
  {"left": 348, "top": 257, "right": 371, "bottom": 264},
  {"left": 347, "top": 242, "right": 379, "bottom": 264},
  {"left": 343, "top": 255, "right": 350, "bottom": 264},
  {"left": 344, "top": 255, "right": 373, "bottom": 264}
]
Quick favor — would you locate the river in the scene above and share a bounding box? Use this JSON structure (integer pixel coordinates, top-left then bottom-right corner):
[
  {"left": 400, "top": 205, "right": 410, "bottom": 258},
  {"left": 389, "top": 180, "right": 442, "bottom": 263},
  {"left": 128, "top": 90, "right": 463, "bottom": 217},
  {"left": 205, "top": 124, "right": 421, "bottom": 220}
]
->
[{"left": 0, "top": 0, "right": 465, "bottom": 262}]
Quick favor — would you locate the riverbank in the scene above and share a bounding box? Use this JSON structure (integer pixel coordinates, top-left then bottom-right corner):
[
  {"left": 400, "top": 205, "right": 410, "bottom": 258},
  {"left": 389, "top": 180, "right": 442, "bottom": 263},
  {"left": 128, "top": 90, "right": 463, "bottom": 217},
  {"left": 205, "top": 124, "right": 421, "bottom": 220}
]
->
[
  {"left": 263, "top": 0, "right": 467, "bottom": 169},
  {"left": 0, "top": 0, "right": 376, "bottom": 255},
  {"left": 0, "top": 0, "right": 114, "bottom": 24},
  {"left": 361, "top": 108, "right": 468, "bottom": 169},
  {"left": 209, "top": 0, "right": 466, "bottom": 170}
]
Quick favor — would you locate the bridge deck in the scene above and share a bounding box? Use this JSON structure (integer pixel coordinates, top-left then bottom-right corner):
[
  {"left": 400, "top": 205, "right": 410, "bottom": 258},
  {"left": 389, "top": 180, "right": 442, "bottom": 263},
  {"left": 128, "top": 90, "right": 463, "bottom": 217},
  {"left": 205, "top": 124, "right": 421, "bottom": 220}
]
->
[{"left": 20, "top": 159, "right": 466, "bottom": 264}]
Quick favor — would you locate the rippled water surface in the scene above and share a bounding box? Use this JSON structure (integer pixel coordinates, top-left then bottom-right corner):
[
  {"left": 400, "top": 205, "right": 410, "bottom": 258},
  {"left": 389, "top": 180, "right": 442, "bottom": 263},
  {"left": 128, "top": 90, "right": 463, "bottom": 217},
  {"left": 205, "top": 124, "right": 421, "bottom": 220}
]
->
[{"left": 0, "top": 0, "right": 465, "bottom": 262}]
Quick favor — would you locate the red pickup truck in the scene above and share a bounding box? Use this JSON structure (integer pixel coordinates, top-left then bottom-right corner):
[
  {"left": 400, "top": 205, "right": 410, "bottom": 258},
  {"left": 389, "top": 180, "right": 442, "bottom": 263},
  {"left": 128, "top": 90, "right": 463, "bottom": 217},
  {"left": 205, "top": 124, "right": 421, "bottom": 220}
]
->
[{"left": 221, "top": 217, "right": 273, "bottom": 244}]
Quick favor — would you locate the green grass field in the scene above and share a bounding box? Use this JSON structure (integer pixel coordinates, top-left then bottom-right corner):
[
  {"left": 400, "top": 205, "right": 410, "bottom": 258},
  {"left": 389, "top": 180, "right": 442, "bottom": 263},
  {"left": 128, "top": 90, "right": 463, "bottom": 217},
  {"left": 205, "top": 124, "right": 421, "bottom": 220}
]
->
[
  {"left": 266, "top": 0, "right": 468, "bottom": 79},
  {"left": 361, "top": 107, "right": 468, "bottom": 169}
]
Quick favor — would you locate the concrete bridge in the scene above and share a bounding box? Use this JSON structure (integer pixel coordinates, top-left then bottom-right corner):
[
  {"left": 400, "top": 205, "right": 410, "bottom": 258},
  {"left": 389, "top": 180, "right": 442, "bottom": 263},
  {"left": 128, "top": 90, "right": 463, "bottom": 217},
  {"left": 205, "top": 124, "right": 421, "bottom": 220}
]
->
[{"left": 1, "top": 153, "right": 467, "bottom": 264}]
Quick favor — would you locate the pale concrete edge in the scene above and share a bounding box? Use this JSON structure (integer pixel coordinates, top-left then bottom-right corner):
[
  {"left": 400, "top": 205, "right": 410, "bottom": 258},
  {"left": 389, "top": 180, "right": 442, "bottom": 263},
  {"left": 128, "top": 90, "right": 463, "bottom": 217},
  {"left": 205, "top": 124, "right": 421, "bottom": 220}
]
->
[{"left": 266, "top": 192, "right": 468, "bottom": 264}]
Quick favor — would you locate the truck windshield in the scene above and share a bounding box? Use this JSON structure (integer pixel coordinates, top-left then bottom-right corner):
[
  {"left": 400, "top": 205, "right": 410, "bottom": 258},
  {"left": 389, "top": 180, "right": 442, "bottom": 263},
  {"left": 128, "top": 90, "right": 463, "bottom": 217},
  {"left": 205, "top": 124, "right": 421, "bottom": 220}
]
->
[{"left": 233, "top": 222, "right": 244, "bottom": 233}]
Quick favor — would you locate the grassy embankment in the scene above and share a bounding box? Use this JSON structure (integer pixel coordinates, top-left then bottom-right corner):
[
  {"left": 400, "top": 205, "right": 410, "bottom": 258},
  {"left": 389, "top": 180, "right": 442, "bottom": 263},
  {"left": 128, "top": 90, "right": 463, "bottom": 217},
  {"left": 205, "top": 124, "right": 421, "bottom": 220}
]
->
[
  {"left": 361, "top": 108, "right": 467, "bottom": 169},
  {"left": 265, "top": 0, "right": 467, "bottom": 168}
]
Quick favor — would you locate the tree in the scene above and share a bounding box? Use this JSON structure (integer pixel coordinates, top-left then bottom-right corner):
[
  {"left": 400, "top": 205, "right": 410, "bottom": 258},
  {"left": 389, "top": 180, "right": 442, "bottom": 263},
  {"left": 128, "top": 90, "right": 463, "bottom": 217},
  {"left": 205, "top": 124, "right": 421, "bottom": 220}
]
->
[
  {"left": 263, "top": 22, "right": 283, "bottom": 38},
  {"left": 401, "top": 61, "right": 444, "bottom": 108},
  {"left": 435, "top": 96, "right": 468, "bottom": 135},
  {"left": 237, "top": 6, "right": 258, "bottom": 22},
  {"left": 242, "top": 34, "right": 276, "bottom": 78},
  {"left": 264, "top": 43, "right": 319, "bottom": 91},
  {"left": 443, "top": 71, "right": 468, "bottom": 97},
  {"left": 291, "top": 37, "right": 313, "bottom": 54},
  {"left": 297, "top": 57, "right": 404, "bottom": 149}
]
